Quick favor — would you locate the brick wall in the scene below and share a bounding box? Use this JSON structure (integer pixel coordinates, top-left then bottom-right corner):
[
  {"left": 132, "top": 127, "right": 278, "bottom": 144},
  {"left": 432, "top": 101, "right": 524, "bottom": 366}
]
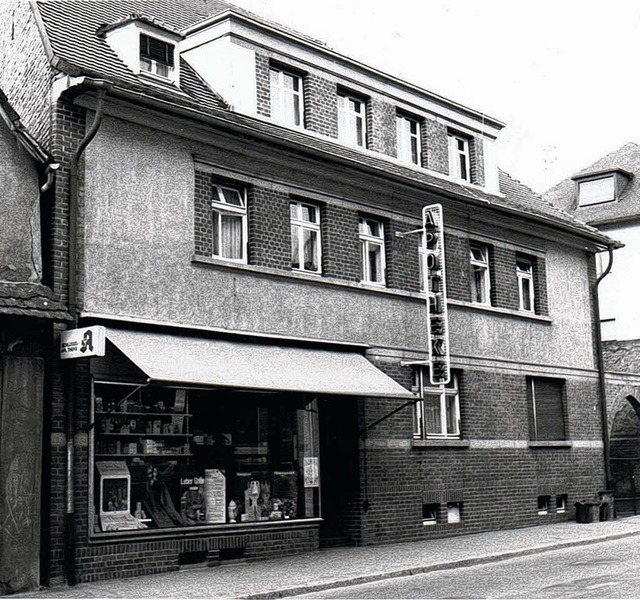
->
[
  {"left": 470, "top": 136, "right": 485, "bottom": 187},
  {"left": 386, "top": 219, "right": 421, "bottom": 292},
  {"left": 50, "top": 100, "right": 87, "bottom": 306},
  {"left": 255, "top": 54, "right": 271, "bottom": 118},
  {"left": 355, "top": 362, "right": 606, "bottom": 546},
  {"left": 534, "top": 256, "right": 549, "bottom": 316},
  {"left": 491, "top": 246, "right": 519, "bottom": 310},
  {"left": 320, "top": 204, "right": 360, "bottom": 281},
  {"left": 194, "top": 170, "right": 213, "bottom": 257},
  {"left": 444, "top": 233, "right": 471, "bottom": 302},
  {"left": 366, "top": 98, "right": 396, "bottom": 155},
  {"left": 247, "top": 186, "right": 291, "bottom": 269},
  {"left": 304, "top": 74, "right": 338, "bottom": 138},
  {"left": 422, "top": 120, "right": 449, "bottom": 175}
]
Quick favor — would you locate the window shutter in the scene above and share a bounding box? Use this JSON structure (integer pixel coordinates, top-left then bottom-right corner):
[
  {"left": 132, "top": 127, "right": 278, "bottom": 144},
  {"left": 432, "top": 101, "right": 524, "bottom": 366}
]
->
[
  {"left": 532, "top": 379, "right": 565, "bottom": 441},
  {"left": 140, "top": 35, "right": 174, "bottom": 66}
]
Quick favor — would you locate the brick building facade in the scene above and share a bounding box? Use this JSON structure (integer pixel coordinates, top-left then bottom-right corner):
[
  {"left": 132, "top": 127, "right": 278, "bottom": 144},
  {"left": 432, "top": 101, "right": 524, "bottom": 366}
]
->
[{"left": 0, "top": 0, "right": 617, "bottom": 591}]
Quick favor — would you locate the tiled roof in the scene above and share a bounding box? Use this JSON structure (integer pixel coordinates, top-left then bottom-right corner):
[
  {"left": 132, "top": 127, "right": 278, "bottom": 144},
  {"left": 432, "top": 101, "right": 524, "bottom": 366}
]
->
[
  {"left": 34, "top": 0, "right": 614, "bottom": 246},
  {"left": 544, "top": 142, "right": 640, "bottom": 226},
  {"left": 0, "top": 282, "right": 70, "bottom": 320}
]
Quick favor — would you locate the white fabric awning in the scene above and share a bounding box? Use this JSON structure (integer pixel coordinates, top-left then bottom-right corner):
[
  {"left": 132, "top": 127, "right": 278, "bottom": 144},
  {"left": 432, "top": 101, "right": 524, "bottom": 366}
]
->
[{"left": 105, "top": 328, "right": 414, "bottom": 399}]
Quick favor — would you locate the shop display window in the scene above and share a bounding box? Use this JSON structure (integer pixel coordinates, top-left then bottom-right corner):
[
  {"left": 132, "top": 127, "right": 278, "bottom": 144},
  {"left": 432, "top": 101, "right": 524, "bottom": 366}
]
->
[{"left": 91, "top": 382, "right": 320, "bottom": 533}]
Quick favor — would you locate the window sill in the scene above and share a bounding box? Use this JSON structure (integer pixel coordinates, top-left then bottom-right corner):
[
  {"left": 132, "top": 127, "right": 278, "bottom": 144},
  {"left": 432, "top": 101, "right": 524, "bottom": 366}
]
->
[
  {"left": 448, "top": 299, "right": 552, "bottom": 323},
  {"left": 192, "top": 255, "right": 425, "bottom": 301},
  {"left": 412, "top": 439, "right": 470, "bottom": 449},
  {"left": 528, "top": 441, "right": 573, "bottom": 449}
]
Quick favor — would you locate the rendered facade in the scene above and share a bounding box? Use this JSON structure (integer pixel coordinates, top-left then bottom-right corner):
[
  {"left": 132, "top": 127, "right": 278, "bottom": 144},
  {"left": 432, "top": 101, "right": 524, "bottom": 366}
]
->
[{"left": 0, "top": 0, "right": 618, "bottom": 590}]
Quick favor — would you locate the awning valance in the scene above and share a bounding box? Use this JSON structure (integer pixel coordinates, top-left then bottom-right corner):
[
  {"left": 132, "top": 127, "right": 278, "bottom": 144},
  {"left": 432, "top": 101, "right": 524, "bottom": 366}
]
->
[{"left": 105, "top": 328, "right": 414, "bottom": 399}]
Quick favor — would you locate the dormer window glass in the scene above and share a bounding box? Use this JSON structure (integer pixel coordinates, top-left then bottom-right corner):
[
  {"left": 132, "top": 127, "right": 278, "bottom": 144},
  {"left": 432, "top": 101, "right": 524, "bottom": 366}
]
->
[
  {"left": 397, "top": 113, "right": 421, "bottom": 165},
  {"left": 139, "top": 34, "right": 174, "bottom": 78},
  {"left": 448, "top": 133, "right": 471, "bottom": 182},
  {"left": 270, "top": 67, "right": 303, "bottom": 127},
  {"left": 338, "top": 93, "right": 366, "bottom": 148},
  {"left": 578, "top": 176, "right": 615, "bottom": 206}
]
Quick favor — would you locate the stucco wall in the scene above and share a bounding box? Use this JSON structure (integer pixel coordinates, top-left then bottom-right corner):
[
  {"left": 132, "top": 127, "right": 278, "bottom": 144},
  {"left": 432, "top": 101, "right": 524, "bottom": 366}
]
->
[
  {"left": 0, "top": 122, "right": 41, "bottom": 281},
  {"left": 82, "top": 116, "right": 596, "bottom": 368}
]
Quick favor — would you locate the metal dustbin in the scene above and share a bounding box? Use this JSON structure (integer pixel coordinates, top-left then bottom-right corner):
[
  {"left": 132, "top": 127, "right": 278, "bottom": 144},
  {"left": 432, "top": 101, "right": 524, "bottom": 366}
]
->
[
  {"left": 599, "top": 490, "right": 615, "bottom": 521},
  {"left": 575, "top": 502, "right": 599, "bottom": 523}
]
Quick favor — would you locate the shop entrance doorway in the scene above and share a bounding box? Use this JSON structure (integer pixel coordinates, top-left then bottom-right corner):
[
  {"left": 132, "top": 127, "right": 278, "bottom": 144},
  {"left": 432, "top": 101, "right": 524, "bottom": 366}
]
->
[{"left": 318, "top": 396, "right": 360, "bottom": 547}]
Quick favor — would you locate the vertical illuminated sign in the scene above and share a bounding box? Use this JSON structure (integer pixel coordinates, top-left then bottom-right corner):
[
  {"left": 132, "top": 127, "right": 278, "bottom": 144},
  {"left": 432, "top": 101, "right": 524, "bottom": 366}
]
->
[{"left": 422, "top": 204, "right": 450, "bottom": 385}]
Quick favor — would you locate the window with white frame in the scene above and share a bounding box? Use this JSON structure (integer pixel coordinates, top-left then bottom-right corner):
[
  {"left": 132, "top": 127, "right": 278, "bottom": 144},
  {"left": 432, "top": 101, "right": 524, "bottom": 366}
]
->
[
  {"left": 211, "top": 183, "right": 247, "bottom": 262},
  {"left": 469, "top": 242, "right": 491, "bottom": 305},
  {"left": 290, "top": 201, "right": 321, "bottom": 273},
  {"left": 556, "top": 495, "right": 567, "bottom": 513},
  {"left": 359, "top": 217, "right": 385, "bottom": 285},
  {"left": 270, "top": 66, "right": 303, "bottom": 127},
  {"left": 413, "top": 369, "right": 460, "bottom": 439},
  {"left": 139, "top": 34, "right": 175, "bottom": 78},
  {"left": 397, "top": 113, "right": 421, "bottom": 165},
  {"left": 448, "top": 133, "right": 471, "bottom": 182},
  {"left": 517, "top": 255, "right": 535, "bottom": 312},
  {"left": 338, "top": 93, "right": 366, "bottom": 147},
  {"left": 537, "top": 495, "right": 550, "bottom": 515}
]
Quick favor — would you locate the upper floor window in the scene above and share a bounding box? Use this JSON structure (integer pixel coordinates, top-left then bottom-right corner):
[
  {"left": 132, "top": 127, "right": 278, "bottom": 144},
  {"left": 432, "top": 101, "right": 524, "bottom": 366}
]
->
[
  {"left": 290, "top": 201, "right": 321, "bottom": 273},
  {"left": 338, "top": 93, "right": 366, "bottom": 147},
  {"left": 414, "top": 369, "right": 460, "bottom": 440},
  {"left": 448, "top": 133, "right": 471, "bottom": 182},
  {"left": 516, "top": 256, "right": 535, "bottom": 312},
  {"left": 527, "top": 377, "right": 566, "bottom": 441},
  {"left": 270, "top": 67, "right": 303, "bottom": 127},
  {"left": 397, "top": 113, "right": 421, "bottom": 165},
  {"left": 577, "top": 176, "right": 615, "bottom": 206},
  {"left": 359, "top": 217, "right": 385, "bottom": 285},
  {"left": 139, "top": 34, "right": 175, "bottom": 79},
  {"left": 469, "top": 242, "right": 491, "bottom": 305},
  {"left": 211, "top": 183, "right": 247, "bottom": 262}
]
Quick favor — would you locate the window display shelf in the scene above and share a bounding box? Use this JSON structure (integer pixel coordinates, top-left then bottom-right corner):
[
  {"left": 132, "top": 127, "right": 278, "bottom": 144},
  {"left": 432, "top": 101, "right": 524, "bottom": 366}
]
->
[
  {"left": 99, "top": 433, "right": 192, "bottom": 438},
  {"left": 95, "top": 411, "right": 192, "bottom": 418},
  {"left": 95, "top": 453, "right": 193, "bottom": 458}
]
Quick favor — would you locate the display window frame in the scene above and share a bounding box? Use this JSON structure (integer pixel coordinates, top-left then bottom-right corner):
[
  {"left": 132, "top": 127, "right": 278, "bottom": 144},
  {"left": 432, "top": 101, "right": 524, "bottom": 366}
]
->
[{"left": 88, "top": 379, "right": 322, "bottom": 538}]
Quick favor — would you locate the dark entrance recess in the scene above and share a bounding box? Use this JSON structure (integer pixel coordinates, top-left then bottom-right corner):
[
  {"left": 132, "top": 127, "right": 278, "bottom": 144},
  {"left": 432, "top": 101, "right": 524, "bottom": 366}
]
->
[{"left": 318, "top": 396, "right": 360, "bottom": 547}]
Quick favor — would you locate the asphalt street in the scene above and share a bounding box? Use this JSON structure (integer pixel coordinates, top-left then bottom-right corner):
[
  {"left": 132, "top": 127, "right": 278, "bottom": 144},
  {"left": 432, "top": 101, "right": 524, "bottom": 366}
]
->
[{"left": 293, "top": 536, "right": 640, "bottom": 599}]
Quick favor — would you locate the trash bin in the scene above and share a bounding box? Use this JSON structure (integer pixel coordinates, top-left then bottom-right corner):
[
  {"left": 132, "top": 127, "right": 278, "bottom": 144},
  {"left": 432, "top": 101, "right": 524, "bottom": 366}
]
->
[
  {"left": 599, "top": 490, "right": 615, "bottom": 521},
  {"left": 575, "top": 502, "right": 599, "bottom": 523}
]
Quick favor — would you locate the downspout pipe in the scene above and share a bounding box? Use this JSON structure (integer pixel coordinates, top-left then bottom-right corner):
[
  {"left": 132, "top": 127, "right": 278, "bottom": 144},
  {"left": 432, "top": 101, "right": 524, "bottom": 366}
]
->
[
  {"left": 595, "top": 245, "right": 615, "bottom": 491},
  {"left": 64, "top": 80, "right": 110, "bottom": 586}
]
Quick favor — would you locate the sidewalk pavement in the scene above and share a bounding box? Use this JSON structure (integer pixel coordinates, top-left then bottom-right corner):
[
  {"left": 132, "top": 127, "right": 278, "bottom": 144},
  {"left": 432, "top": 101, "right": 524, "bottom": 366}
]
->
[{"left": 15, "top": 515, "right": 640, "bottom": 599}]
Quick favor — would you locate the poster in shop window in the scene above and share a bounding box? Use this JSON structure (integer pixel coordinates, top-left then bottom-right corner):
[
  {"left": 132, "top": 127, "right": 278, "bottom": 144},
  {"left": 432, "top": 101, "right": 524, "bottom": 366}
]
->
[
  {"left": 204, "top": 469, "right": 226, "bottom": 524},
  {"left": 303, "top": 457, "right": 319, "bottom": 487}
]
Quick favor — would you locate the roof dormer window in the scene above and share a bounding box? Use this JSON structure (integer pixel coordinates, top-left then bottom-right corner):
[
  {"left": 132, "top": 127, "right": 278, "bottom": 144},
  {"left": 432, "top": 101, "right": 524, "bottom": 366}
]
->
[
  {"left": 573, "top": 168, "right": 632, "bottom": 207},
  {"left": 578, "top": 176, "right": 614, "bottom": 206},
  {"left": 139, "top": 34, "right": 174, "bottom": 79}
]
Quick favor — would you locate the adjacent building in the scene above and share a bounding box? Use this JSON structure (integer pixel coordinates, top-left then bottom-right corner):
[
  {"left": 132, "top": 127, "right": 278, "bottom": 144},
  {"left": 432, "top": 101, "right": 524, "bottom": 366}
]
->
[
  {"left": 0, "top": 90, "right": 69, "bottom": 593},
  {"left": 545, "top": 142, "right": 640, "bottom": 514},
  {"left": 0, "top": 0, "right": 618, "bottom": 589}
]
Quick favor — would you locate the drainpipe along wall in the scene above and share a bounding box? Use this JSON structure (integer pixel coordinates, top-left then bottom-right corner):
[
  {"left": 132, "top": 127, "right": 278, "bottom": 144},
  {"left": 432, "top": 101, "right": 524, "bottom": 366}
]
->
[
  {"left": 64, "top": 81, "right": 110, "bottom": 586},
  {"left": 595, "top": 245, "right": 615, "bottom": 490}
]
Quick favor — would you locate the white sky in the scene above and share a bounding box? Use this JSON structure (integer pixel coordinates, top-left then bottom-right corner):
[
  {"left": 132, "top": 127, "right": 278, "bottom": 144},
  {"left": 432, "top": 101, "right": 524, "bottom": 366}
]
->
[{"left": 229, "top": 0, "right": 640, "bottom": 193}]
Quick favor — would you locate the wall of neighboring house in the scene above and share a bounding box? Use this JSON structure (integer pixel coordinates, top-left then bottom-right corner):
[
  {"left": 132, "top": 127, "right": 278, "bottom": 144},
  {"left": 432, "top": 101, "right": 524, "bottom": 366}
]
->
[{"left": 0, "top": 118, "right": 45, "bottom": 595}]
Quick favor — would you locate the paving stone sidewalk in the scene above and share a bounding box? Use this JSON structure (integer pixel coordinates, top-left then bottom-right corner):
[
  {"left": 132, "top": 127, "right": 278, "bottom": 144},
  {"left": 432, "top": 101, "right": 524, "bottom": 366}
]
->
[{"left": 15, "top": 516, "right": 640, "bottom": 599}]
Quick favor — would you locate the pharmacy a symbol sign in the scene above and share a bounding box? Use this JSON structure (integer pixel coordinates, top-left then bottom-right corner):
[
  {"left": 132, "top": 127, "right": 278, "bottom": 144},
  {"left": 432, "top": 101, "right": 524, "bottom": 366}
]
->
[
  {"left": 422, "top": 204, "right": 450, "bottom": 386},
  {"left": 60, "top": 326, "right": 106, "bottom": 359}
]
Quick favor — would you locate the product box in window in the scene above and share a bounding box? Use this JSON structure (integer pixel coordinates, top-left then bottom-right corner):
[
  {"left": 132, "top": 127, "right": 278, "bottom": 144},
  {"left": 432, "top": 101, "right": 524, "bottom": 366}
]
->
[{"left": 180, "top": 474, "right": 206, "bottom": 525}]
